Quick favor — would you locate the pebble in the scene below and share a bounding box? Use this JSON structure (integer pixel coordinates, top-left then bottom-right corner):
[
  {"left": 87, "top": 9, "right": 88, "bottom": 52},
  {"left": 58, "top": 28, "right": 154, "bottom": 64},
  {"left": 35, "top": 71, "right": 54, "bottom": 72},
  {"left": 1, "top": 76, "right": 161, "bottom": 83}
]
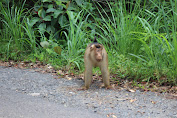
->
[{"left": 28, "top": 93, "right": 40, "bottom": 96}]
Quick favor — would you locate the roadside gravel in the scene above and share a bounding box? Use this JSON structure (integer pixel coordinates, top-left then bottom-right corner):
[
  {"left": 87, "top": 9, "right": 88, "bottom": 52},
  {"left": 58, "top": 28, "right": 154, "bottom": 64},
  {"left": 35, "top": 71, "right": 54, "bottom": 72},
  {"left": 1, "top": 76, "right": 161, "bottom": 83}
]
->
[{"left": 0, "top": 66, "right": 176, "bottom": 118}]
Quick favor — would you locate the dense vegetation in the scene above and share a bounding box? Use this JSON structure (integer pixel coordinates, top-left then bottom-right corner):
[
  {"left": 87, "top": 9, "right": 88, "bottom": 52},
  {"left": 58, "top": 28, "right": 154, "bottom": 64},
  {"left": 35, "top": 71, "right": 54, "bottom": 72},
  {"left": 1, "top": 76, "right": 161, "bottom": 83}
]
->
[{"left": 0, "top": 0, "right": 177, "bottom": 86}]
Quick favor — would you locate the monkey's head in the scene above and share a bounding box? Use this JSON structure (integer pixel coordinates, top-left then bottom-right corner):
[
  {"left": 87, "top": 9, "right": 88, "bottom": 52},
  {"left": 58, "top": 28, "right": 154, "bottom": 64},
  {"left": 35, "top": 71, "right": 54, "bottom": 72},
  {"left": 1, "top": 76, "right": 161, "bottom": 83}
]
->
[{"left": 90, "top": 44, "right": 103, "bottom": 62}]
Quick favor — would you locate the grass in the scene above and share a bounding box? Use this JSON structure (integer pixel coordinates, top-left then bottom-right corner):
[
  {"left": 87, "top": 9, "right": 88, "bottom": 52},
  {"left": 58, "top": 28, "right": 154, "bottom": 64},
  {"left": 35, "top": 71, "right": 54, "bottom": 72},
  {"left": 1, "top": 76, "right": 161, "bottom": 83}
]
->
[
  {"left": 92, "top": 0, "right": 177, "bottom": 84},
  {"left": 61, "top": 10, "right": 91, "bottom": 71},
  {"left": 0, "top": 2, "right": 25, "bottom": 60},
  {"left": 0, "top": 1, "right": 39, "bottom": 60}
]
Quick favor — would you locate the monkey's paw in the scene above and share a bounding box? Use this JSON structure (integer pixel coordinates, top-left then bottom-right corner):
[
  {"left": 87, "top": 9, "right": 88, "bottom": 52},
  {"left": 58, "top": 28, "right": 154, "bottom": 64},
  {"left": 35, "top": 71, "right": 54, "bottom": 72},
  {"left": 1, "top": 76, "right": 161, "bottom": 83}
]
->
[
  {"left": 106, "top": 85, "right": 115, "bottom": 90},
  {"left": 77, "top": 86, "right": 88, "bottom": 91}
]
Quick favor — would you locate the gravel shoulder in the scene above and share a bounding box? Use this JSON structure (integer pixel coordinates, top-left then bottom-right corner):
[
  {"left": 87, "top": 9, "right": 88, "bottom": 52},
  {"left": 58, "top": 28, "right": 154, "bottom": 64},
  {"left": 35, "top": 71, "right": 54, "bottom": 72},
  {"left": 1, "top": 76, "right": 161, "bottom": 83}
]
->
[
  {"left": 0, "top": 66, "right": 177, "bottom": 118},
  {"left": 0, "top": 87, "right": 102, "bottom": 118}
]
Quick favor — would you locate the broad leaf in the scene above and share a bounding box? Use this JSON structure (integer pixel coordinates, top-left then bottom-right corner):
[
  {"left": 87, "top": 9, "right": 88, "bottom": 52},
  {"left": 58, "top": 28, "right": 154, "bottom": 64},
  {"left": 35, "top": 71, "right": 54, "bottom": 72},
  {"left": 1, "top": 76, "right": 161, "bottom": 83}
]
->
[
  {"left": 75, "top": 0, "right": 83, "bottom": 6},
  {"left": 67, "top": 2, "right": 77, "bottom": 11},
  {"left": 48, "top": 4, "right": 53, "bottom": 8},
  {"left": 38, "top": 8, "right": 46, "bottom": 18},
  {"left": 43, "top": 16, "right": 51, "bottom": 21},
  {"left": 53, "top": 10, "right": 63, "bottom": 18},
  {"left": 39, "top": 23, "right": 46, "bottom": 33},
  {"left": 38, "top": 7, "right": 43, "bottom": 17},
  {"left": 40, "top": 41, "right": 49, "bottom": 48},
  {"left": 54, "top": 46, "right": 62, "bottom": 55},
  {"left": 46, "top": 8, "right": 56, "bottom": 13},
  {"left": 51, "top": 18, "right": 57, "bottom": 26},
  {"left": 29, "top": 17, "right": 40, "bottom": 27},
  {"left": 41, "top": 9, "right": 46, "bottom": 18},
  {"left": 58, "top": 15, "right": 67, "bottom": 27}
]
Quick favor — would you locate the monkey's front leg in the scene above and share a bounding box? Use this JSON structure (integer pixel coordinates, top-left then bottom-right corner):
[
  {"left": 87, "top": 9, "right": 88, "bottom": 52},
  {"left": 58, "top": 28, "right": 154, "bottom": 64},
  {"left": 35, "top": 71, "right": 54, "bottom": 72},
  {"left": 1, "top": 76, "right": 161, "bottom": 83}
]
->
[
  {"left": 84, "top": 64, "right": 93, "bottom": 90},
  {"left": 77, "top": 64, "right": 93, "bottom": 90},
  {"left": 100, "top": 64, "right": 111, "bottom": 89}
]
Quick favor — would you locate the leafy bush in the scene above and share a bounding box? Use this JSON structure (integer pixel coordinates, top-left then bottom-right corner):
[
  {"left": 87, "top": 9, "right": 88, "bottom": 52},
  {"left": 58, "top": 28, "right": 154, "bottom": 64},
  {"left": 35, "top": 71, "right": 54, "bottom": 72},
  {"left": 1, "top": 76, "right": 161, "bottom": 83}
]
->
[{"left": 29, "top": 0, "right": 94, "bottom": 44}]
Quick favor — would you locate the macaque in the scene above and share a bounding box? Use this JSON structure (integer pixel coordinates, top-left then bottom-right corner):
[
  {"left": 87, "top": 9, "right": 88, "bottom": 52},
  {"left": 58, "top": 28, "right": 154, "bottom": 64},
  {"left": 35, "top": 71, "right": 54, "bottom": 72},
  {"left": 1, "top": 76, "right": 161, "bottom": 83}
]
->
[{"left": 82, "top": 38, "right": 111, "bottom": 90}]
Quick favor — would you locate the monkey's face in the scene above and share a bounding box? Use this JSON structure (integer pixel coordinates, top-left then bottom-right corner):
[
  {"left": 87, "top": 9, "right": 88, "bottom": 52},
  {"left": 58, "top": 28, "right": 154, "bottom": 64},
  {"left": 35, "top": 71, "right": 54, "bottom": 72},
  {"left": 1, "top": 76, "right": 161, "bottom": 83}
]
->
[
  {"left": 90, "top": 44, "right": 103, "bottom": 62},
  {"left": 95, "top": 48, "right": 103, "bottom": 62}
]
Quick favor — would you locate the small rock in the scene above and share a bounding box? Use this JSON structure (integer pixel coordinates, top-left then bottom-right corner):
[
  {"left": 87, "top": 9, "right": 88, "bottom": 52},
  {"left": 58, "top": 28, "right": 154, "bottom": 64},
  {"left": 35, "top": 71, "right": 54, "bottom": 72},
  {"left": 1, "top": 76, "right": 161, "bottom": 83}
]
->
[
  {"left": 128, "top": 89, "right": 136, "bottom": 93},
  {"left": 112, "top": 115, "right": 117, "bottom": 118},
  {"left": 28, "top": 93, "right": 40, "bottom": 96},
  {"left": 69, "top": 92, "right": 75, "bottom": 95},
  {"left": 61, "top": 100, "right": 66, "bottom": 104}
]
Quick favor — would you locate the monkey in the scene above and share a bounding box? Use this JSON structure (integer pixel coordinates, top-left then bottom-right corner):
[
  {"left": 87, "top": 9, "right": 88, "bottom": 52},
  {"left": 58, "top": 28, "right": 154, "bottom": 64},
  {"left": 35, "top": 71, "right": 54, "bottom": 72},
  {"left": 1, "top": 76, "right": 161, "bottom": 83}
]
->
[{"left": 81, "top": 38, "right": 112, "bottom": 90}]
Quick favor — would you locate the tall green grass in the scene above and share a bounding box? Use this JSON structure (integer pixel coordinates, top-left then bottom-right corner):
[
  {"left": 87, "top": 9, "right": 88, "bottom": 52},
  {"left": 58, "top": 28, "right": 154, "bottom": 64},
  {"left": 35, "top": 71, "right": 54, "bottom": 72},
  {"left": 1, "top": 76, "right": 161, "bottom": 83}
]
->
[
  {"left": 0, "top": 1, "right": 38, "bottom": 60},
  {"left": 93, "top": 0, "right": 177, "bottom": 84},
  {"left": 61, "top": 10, "right": 91, "bottom": 70}
]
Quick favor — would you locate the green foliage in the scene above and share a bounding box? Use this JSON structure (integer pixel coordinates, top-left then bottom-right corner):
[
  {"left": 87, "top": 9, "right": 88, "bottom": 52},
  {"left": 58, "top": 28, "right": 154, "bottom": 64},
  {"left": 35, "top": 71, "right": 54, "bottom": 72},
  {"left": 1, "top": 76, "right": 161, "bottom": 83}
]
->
[
  {"left": 93, "top": 0, "right": 177, "bottom": 84},
  {"left": 40, "top": 40, "right": 50, "bottom": 48},
  {"left": 62, "top": 10, "right": 90, "bottom": 70},
  {"left": 0, "top": 0, "right": 177, "bottom": 85},
  {"left": 28, "top": 0, "right": 95, "bottom": 43},
  {"left": 54, "top": 46, "right": 62, "bottom": 55},
  {"left": 29, "top": 0, "right": 79, "bottom": 41},
  {"left": 0, "top": 1, "right": 37, "bottom": 60}
]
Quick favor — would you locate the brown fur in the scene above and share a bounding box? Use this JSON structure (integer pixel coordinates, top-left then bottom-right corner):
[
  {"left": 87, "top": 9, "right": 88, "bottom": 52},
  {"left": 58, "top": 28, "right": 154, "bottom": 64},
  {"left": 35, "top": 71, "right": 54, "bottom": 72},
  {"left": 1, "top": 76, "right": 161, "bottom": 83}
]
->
[{"left": 83, "top": 42, "right": 111, "bottom": 90}]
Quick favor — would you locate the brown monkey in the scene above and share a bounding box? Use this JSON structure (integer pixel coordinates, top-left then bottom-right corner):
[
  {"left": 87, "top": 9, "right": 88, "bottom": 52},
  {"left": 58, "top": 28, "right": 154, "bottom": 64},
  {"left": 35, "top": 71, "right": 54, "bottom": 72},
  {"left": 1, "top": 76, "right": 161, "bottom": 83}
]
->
[{"left": 82, "top": 38, "right": 111, "bottom": 90}]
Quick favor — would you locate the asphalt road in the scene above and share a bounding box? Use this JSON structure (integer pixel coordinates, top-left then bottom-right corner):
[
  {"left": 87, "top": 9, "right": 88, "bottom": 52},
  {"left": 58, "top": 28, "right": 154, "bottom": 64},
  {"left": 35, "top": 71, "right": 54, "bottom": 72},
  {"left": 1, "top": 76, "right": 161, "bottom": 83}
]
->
[
  {"left": 0, "top": 66, "right": 102, "bottom": 118},
  {"left": 0, "top": 66, "right": 177, "bottom": 118},
  {"left": 0, "top": 85, "right": 102, "bottom": 118}
]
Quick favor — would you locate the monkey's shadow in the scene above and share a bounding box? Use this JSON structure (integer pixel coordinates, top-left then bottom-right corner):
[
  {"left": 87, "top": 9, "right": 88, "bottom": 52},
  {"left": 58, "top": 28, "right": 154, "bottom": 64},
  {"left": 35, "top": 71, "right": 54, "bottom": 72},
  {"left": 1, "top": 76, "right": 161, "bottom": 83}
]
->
[{"left": 76, "top": 78, "right": 105, "bottom": 89}]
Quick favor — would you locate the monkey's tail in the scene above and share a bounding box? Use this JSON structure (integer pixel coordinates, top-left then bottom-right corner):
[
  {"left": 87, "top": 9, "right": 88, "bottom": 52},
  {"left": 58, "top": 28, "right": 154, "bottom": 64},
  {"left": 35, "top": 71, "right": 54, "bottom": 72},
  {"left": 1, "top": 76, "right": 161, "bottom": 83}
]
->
[{"left": 94, "top": 37, "right": 97, "bottom": 43}]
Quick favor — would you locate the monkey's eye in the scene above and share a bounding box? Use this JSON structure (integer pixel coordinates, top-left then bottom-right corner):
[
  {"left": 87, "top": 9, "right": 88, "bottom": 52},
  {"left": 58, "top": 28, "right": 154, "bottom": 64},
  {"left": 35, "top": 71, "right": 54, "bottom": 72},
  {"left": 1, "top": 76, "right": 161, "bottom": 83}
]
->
[{"left": 95, "top": 45, "right": 101, "bottom": 48}]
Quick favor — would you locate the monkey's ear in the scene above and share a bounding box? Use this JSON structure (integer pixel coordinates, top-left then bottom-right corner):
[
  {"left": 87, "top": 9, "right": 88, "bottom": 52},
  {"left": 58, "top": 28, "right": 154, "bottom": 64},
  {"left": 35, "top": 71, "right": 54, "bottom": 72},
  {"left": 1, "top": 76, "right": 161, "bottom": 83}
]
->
[
  {"left": 90, "top": 45, "right": 95, "bottom": 51},
  {"left": 100, "top": 44, "right": 103, "bottom": 49}
]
